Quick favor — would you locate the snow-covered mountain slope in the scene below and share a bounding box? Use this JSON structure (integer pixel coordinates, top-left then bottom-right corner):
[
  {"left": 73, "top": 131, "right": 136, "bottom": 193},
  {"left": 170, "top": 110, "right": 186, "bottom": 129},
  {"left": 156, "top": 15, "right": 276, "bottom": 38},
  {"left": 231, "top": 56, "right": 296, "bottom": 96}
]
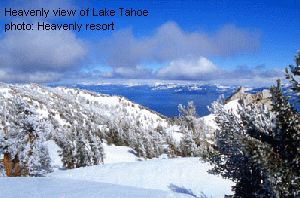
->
[
  {"left": 45, "top": 135, "right": 233, "bottom": 197},
  {"left": 0, "top": 83, "right": 169, "bottom": 131},
  {"left": 2, "top": 136, "right": 234, "bottom": 197},
  {"left": 45, "top": 140, "right": 141, "bottom": 169},
  {"left": 0, "top": 83, "right": 173, "bottom": 146},
  {"left": 0, "top": 83, "right": 184, "bottom": 175},
  {"left": 0, "top": 83, "right": 236, "bottom": 197},
  {"left": 49, "top": 158, "right": 234, "bottom": 198}
]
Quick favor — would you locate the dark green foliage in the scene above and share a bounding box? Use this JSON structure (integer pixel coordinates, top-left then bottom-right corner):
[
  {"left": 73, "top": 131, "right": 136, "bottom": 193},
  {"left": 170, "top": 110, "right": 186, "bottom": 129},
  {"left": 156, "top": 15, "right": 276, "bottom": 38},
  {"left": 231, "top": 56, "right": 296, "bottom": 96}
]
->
[
  {"left": 210, "top": 96, "right": 271, "bottom": 197},
  {"left": 285, "top": 51, "right": 300, "bottom": 101},
  {"left": 209, "top": 52, "right": 300, "bottom": 197}
]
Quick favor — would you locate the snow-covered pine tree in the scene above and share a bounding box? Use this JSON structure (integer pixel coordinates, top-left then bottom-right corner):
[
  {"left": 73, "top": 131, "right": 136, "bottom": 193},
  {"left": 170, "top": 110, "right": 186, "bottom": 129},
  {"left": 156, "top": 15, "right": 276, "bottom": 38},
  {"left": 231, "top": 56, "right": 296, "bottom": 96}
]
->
[
  {"left": 178, "top": 101, "right": 197, "bottom": 131},
  {"left": 209, "top": 96, "right": 269, "bottom": 197},
  {"left": 209, "top": 62, "right": 300, "bottom": 197},
  {"left": 177, "top": 101, "right": 212, "bottom": 158},
  {"left": 26, "top": 139, "right": 52, "bottom": 176},
  {"left": 285, "top": 51, "right": 300, "bottom": 100},
  {"left": 3, "top": 96, "right": 53, "bottom": 176},
  {"left": 86, "top": 125, "right": 104, "bottom": 165},
  {"left": 74, "top": 126, "right": 90, "bottom": 167},
  {"left": 268, "top": 80, "right": 300, "bottom": 196},
  {"left": 134, "top": 131, "right": 147, "bottom": 158},
  {"left": 237, "top": 79, "right": 300, "bottom": 197},
  {"left": 53, "top": 126, "right": 76, "bottom": 169},
  {"left": 151, "top": 131, "right": 164, "bottom": 158},
  {"left": 166, "top": 134, "right": 180, "bottom": 158},
  {"left": 180, "top": 128, "right": 197, "bottom": 157},
  {"left": 238, "top": 99, "right": 279, "bottom": 197}
]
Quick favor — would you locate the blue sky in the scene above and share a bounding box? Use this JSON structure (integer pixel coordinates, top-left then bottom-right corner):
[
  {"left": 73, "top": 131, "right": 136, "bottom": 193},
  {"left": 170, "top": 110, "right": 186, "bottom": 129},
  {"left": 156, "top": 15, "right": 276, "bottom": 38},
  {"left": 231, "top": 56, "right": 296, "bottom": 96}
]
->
[{"left": 0, "top": 0, "right": 299, "bottom": 85}]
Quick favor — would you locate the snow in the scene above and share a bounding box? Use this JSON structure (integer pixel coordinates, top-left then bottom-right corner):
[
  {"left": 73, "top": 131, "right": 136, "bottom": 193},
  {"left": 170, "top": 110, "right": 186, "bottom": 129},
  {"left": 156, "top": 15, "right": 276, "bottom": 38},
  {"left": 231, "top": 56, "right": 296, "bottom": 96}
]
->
[
  {"left": 190, "top": 85, "right": 202, "bottom": 91},
  {"left": 152, "top": 83, "right": 178, "bottom": 90},
  {"left": 201, "top": 114, "right": 218, "bottom": 129},
  {"left": 36, "top": 104, "right": 49, "bottom": 119},
  {"left": 200, "top": 99, "right": 240, "bottom": 132},
  {"left": 79, "top": 92, "right": 120, "bottom": 106},
  {"left": 2, "top": 142, "right": 234, "bottom": 197},
  {"left": 45, "top": 140, "right": 63, "bottom": 168},
  {"left": 216, "top": 85, "right": 231, "bottom": 89},
  {"left": 52, "top": 111, "right": 68, "bottom": 126},
  {"left": 44, "top": 140, "right": 234, "bottom": 197},
  {"left": 57, "top": 87, "right": 169, "bottom": 129},
  {"left": 0, "top": 178, "right": 167, "bottom": 198},
  {"left": 0, "top": 83, "right": 237, "bottom": 197},
  {"left": 0, "top": 88, "right": 13, "bottom": 98},
  {"left": 224, "top": 99, "right": 240, "bottom": 113},
  {"left": 103, "top": 143, "right": 139, "bottom": 164},
  {"left": 50, "top": 158, "right": 234, "bottom": 197},
  {"left": 166, "top": 125, "right": 183, "bottom": 142}
]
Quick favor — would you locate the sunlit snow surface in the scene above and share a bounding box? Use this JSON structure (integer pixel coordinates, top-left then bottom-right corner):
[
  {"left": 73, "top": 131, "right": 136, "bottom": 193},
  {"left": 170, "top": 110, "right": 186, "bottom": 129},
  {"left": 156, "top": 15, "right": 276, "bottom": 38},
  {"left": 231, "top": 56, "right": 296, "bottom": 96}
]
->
[
  {"left": 46, "top": 143, "right": 234, "bottom": 197},
  {"left": 0, "top": 83, "right": 236, "bottom": 197},
  {"left": 49, "top": 158, "right": 234, "bottom": 198},
  {"left": 1, "top": 143, "right": 234, "bottom": 198},
  {"left": 0, "top": 178, "right": 167, "bottom": 198}
]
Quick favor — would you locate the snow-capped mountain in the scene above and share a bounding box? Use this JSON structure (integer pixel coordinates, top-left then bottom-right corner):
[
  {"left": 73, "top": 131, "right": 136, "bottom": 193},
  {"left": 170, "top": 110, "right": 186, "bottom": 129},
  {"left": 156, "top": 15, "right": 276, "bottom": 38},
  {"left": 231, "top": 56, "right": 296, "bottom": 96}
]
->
[
  {"left": 0, "top": 83, "right": 169, "bottom": 129},
  {"left": 0, "top": 83, "right": 185, "bottom": 176}
]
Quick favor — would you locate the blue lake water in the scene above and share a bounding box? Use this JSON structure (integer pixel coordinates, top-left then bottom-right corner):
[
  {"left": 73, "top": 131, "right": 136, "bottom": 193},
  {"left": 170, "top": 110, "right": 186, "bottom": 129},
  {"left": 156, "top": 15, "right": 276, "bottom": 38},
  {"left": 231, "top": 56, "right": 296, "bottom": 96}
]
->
[
  {"left": 65, "top": 84, "right": 300, "bottom": 117},
  {"left": 74, "top": 85, "right": 236, "bottom": 117}
]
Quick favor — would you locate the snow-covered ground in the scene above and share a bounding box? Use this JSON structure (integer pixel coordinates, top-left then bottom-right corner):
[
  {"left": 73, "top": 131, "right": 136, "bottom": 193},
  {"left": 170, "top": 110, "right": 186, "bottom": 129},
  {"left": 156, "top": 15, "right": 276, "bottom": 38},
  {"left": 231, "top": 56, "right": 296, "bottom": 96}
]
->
[
  {"left": 102, "top": 143, "right": 140, "bottom": 164},
  {"left": 0, "top": 178, "right": 167, "bottom": 198},
  {"left": 0, "top": 83, "right": 236, "bottom": 197},
  {"left": 49, "top": 158, "right": 234, "bottom": 198},
  {"left": 1, "top": 143, "right": 234, "bottom": 198},
  {"left": 45, "top": 143, "right": 233, "bottom": 197}
]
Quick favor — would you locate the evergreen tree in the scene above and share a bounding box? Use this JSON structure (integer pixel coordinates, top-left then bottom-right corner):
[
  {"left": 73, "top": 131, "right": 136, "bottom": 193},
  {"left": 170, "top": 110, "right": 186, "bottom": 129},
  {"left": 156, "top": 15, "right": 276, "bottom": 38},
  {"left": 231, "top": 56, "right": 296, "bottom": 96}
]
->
[
  {"left": 209, "top": 55, "right": 300, "bottom": 197},
  {"left": 285, "top": 51, "right": 300, "bottom": 99},
  {"left": 269, "top": 81, "right": 300, "bottom": 196},
  {"left": 2, "top": 96, "right": 53, "bottom": 176},
  {"left": 26, "top": 139, "right": 52, "bottom": 176},
  {"left": 209, "top": 96, "right": 269, "bottom": 197},
  {"left": 178, "top": 101, "right": 197, "bottom": 131},
  {"left": 180, "top": 128, "right": 197, "bottom": 157}
]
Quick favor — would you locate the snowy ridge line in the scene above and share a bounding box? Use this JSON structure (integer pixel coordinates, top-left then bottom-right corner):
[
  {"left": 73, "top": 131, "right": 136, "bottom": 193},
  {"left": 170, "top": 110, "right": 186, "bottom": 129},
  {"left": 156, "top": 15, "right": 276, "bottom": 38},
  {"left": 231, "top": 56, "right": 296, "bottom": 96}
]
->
[
  {"left": 1, "top": 83, "right": 169, "bottom": 127},
  {"left": 69, "top": 86, "right": 170, "bottom": 120}
]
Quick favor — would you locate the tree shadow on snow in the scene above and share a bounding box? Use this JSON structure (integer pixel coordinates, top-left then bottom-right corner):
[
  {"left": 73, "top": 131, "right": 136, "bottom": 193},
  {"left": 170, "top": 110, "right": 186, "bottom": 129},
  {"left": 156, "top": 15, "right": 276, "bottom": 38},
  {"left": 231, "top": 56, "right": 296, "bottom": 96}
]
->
[{"left": 168, "top": 184, "right": 210, "bottom": 198}]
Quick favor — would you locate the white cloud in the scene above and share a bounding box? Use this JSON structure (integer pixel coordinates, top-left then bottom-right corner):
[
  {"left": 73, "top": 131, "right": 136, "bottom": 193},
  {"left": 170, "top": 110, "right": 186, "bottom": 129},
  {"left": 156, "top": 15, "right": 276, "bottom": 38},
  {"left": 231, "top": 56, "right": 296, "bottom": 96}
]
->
[
  {"left": 0, "top": 30, "right": 86, "bottom": 72},
  {"left": 0, "top": 70, "right": 62, "bottom": 83},
  {"left": 0, "top": 20, "right": 261, "bottom": 83},
  {"left": 98, "top": 22, "right": 260, "bottom": 68},
  {"left": 157, "top": 57, "right": 218, "bottom": 80},
  {"left": 103, "top": 66, "right": 154, "bottom": 79},
  {"left": 0, "top": 29, "right": 86, "bottom": 82}
]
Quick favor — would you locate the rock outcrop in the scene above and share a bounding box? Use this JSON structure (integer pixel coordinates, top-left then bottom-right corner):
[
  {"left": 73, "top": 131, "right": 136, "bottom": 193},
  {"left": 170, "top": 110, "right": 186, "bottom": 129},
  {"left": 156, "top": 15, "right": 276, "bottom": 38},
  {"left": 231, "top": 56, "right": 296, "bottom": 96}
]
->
[{"left": 225, "top": 87, "right": 272, "bottom": 108}]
